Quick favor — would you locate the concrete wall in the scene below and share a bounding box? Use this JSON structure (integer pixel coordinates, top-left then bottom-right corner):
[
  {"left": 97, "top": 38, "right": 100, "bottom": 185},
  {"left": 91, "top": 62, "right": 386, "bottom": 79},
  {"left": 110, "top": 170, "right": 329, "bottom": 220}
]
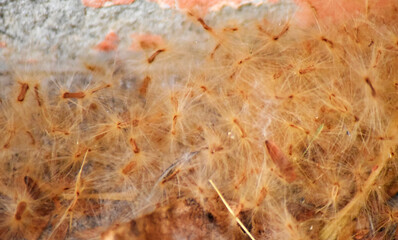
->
[{"left": 0, "top": 0, "right": 296, "bottom": 63}]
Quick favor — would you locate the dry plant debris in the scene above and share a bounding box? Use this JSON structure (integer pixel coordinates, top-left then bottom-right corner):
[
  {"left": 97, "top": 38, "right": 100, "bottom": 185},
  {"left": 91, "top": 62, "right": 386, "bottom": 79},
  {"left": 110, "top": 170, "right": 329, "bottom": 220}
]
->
[{"left": 0, "top": 1, "right": 398, "bottom": 239}]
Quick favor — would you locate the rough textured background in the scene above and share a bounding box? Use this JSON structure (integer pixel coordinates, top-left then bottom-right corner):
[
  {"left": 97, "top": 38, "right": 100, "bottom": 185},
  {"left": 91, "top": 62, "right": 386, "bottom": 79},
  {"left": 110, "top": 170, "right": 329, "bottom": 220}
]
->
[{"left": 0, "top": 0, "right": 295, "bottom": 63}]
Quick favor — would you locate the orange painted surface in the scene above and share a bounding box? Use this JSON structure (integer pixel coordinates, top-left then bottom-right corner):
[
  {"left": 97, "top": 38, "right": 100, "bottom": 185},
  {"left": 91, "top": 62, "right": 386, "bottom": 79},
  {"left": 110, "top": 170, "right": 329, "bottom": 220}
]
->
[
  {"left": 150, "top": 0, "right": 270, "bottom": 13},
  {"left": 82, "top": 0, "right": 271, "bottom": 12},
  {"left": 81, "top": 0, "right": 392, "bottom": 20},
  {"left": 294, "top": 0, "right": 394, "bottom": 26},
  {"left": 95, "top": 31, "right": 119, "bottom": 52},
  {"left": 155, "top": 0, "right": 241, "bottom": 10}
]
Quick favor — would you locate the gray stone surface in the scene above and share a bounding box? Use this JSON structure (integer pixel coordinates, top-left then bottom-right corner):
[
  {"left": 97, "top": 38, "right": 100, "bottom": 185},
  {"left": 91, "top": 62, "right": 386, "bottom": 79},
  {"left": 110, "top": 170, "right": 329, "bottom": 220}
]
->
[{"left": 0, "top": 0, "right": 296, "bottom": 64}]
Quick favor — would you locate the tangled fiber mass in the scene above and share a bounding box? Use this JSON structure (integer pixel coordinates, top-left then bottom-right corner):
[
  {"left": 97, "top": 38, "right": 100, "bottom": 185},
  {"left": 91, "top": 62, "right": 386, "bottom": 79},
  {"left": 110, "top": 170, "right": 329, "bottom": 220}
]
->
[{"left": 0, "top": 1, "right": 398, "bottom": 239}]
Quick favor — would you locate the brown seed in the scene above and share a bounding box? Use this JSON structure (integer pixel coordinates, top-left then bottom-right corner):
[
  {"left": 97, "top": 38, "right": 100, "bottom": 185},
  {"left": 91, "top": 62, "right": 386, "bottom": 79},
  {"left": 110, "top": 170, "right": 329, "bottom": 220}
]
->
[
  {"left": 34, "top": 84, "right": 43, "bottom": 106},
  {"left": 265, "top": 140, "right": 296, "bottom": 183},
  {"left": 17, "top": 83, "right": 29, "bottom": 102},
  {"left": 129, "top": 138, "right": 140, "bottom": 154},
  {"left": 197, "top": 18, "right": 212, "bottom": 32},
  {"left": 210, "top": 43, "right": 221, "bottom": 59},
  {"left": 147, "top": 49, "right": 165, "bottom": 64},
  {"left": 63, "top": 91, "right": 85, "bottom": 99},
  {"left": 139, "top": 76, "right": 151, "bottom": 97},
  {"left": 273, "top": 25, "right": 290, "bottom": 41},
  {"left": 256, "top": 187, "right": 268, "bottom": 206},
  {"left": 15, "top": 201, "right": 27, "bottom": 220},
  {"left": 321, "top": 37, "right": 334, "bottom": 48},
  {"left": 364, "top": 77, "right": 377, "bottom": 97},
  {"left": 161, "top": 168, "right": 180, "bottom": 184},
  {"left": 233, "top": 118, "right": 246, "bottom": 138},
  {"left": 122, "top": 160, "right": 136, "bottom": 175},
  {"left": 298, "top": 65, "right": 315, "bottom": 75}
]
